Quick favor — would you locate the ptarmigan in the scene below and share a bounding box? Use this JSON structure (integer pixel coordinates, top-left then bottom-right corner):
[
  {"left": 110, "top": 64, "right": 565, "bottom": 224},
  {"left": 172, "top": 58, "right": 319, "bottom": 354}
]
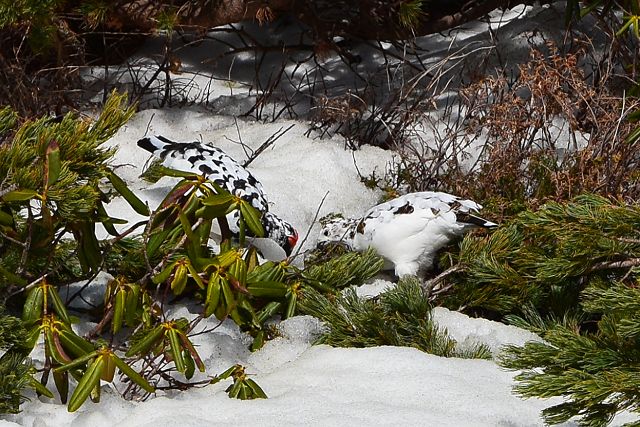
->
[
  {"left": 137, "top": 135, "right": 298, "bottom": 255},
  {"left": 317, "top": 191, "right": 497, "bottom": 276}
]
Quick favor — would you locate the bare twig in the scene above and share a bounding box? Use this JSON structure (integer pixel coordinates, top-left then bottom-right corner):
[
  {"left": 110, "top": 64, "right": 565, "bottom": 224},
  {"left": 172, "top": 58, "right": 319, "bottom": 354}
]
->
[
  {"left": 243, "top": 124, "right": 295, "bottom": 168},
  {"left": 290, "top": 191, "right": 330, "bottom": 261}
]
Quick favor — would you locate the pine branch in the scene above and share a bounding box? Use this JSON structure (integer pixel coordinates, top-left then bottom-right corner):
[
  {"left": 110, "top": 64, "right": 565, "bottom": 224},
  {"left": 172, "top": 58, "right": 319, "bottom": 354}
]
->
[{"left": 299, "top": 279, "right": 491, "bottom": 359}]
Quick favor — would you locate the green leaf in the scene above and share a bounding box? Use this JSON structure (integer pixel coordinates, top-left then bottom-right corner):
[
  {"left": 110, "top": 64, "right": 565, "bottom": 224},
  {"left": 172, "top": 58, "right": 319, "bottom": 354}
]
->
[
  {"left": 256, "top": 301, "right": 282, "bottom": 324},
  {"left": 100, "top": 352, "right": 116, "bottom": 382},
  {"left": 111, "top": 288, "right": 126, "bottom": 334},
  {"left": 152, "top": 260, "right": 178, "bottom": 285},
  {"left": 183, "top": 350, "right": 196, "bottom": 380},
  {"left": 244, "top": 378, "right": 268, "bottom": 399},
  {"left": 229, "top": 259, "right": 247, "bottom": 285},
  {"left": 75, "top": 221, "right": 102, "bottom": 273},
  {"left": 48, "top": 285, "right": 71, "bottom": 325},
  {"left": 247, "top": 281, "right": 288, "bottom": 298},
  {"left": 57, "top": 329, "right": 95, "bottom": 358},
  {"left": 22, "top": 286, "right": 44, "bottom": 323},
  {"left": 30, "top": 377, "right": 54, "bottom": 399},
  {"left": 202, "top": 192, "right": 235, "bottom": 206},
  {"left": 108, "top": 171, "right": 150, "bottom": 216},
  {"left": 46, "top": 328, "right": 72, "bottom": 364},
  {"left": 125, "top": 324, "right": 165, "bottom": 357},
  {"left": 251, "top": 330, "right": 265, "bottom": 352},
  {"left": 204, "top": 273, "right": 222, "bottom": 318},
  {"left": 54, "top": 350, "right": 100, "bottom": 373},
  {"left": 96, "top": 200, "right": 120, "bottom": 236},
  {"left": 2, "top": 189, "right": 40, "bottom": 202},
  {"left": 239, "top": 201, "right": 264, "bottom": 237},
  {"left": 156, "top": 166, "right": 200, "bottom": 179},
  {"left": 68, "top": 356, "right": 105, "bottom": 412},
  {"left": 0, "top": 208, "right": 14, "bottom": 225},
  {"left": 53, "top": 369, "right": 69, "bottom": 403},
  {"left": 170, "top": 263, "right": 188, "bottom": 295},
  {"left": 227, "top": 379, "right": 242, "bottom": 398},
  {"left": 177, "top": 331, "right": 205, "bottom": 372},
  {"left": 210, "top": 365, "right": 237, "bottom": 384},
  {"left": 125, "top": 285, "right": 140, "bottom": 327},
  {"left": 110, "top": 353, "right": 155, "bottom": 393},
  {"left": 186, "top": 263, "right": 205, "bottom": 289},
  {"left": 220, "top": 280, "right": 235, "bottom": 312},
  {"left": 167, "top": 328, "right": 186, "bottom": 374}
]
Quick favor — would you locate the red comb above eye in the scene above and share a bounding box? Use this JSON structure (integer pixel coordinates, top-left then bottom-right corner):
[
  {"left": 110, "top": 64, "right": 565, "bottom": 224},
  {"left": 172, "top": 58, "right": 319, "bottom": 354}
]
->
[{"left": 289, "top": 231, "right": 299, "bottom": 246}]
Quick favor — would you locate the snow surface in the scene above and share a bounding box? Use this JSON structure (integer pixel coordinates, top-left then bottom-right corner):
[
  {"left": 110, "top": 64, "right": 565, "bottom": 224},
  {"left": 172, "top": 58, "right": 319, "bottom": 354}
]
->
[
  {"left": 4, "top": 107, "right": 564, "bottom": 427},
  {"left": 3, "top": 3, "right": 625, "bottom": 426}
]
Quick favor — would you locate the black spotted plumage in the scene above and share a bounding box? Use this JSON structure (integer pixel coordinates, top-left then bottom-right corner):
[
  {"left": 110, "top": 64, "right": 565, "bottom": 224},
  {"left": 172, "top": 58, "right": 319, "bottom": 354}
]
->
[
  {"left": 137, "top": 135, "right": 298, "bottom": 255},
  {"left": 318, "top": 191, "right": 497, "bottom": 276}
]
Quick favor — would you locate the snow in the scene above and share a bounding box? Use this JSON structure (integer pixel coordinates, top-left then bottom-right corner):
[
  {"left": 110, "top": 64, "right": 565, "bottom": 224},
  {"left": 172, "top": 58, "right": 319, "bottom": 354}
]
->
[
  {"left": 9, "top": 312, "right": 559, "bottom": 427},
  {"left": 3, "top": 3, "right": 616, "bottom": 426},
  {"left": 4, "top": 100, "right": 564, "bottom": 424}
]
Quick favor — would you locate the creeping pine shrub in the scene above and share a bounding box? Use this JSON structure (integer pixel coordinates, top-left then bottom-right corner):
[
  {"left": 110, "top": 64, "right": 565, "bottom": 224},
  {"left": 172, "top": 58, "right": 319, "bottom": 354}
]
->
[
  {"left": 500, "top": 281, "right": 640, "bottom": 426},
  {"left": 0, "top": 308, "right": 33, "bottom": 414},
  {"left": 429, "top": 194, "right": 640, "bottom": 426},
  {"left": 440, "top": 194, "right": 640, "bottom": 318},
  {"left": 299, "top": 278, "right": 490, "bottom": 359}
]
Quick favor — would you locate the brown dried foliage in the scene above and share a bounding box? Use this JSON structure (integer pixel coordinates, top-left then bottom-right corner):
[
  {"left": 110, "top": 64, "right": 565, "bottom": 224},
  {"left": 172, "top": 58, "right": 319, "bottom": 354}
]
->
[
  {"left": 465, "top": 46, "right": 638, "bottom": 204},
  {"left": 383, "top": 44, "right": 640, "bottom": 218}
]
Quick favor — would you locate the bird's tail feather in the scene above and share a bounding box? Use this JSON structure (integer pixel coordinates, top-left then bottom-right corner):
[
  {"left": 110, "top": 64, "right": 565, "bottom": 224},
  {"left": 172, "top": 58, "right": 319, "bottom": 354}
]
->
[
  {"left": 136, "top": 135, "right": 174, "bottom": 156},
  {"left": 456, "top": 212, "right": 498, "bottom": 228}
]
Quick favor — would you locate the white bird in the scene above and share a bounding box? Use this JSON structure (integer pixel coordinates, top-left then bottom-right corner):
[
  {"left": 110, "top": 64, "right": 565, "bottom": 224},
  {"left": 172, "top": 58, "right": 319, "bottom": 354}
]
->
[
  {"left": 317, "top": 191, "right": 497, "bottom": 276},
  {"left": 137, "top": 135, "right": 298, "bottom": 255}
]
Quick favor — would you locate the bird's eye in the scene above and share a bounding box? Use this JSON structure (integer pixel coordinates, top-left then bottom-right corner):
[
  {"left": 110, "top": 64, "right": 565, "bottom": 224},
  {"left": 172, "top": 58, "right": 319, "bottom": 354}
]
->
[{"left": 323, "top": 230, "right": 329, "bottom": 236}]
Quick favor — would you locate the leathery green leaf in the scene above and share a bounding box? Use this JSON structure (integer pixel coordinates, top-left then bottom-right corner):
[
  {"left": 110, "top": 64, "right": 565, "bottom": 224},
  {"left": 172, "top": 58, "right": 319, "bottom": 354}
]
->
[
  {"left": 204, "top": 273, "right": 222, "bottom": 318},
  {"left": 101, "top": 352, "right": 116, "bottom": 382},
  {"left": 0, "top": 208, "right": 13, "bottom": 225},
  {"left": 201, "top": 192, "right": 235, "bottom": 207},
  {"left": 110, "top": 354, "right": 155, "bottom": 393},
  {"left": 125, "top": 285, "right": 140, "bottom": 327},
  {"left": 247, "top": 281, "right": 288, "bottom": 298},
  {"left": 53, "top": 369, "right": 69, "bottom": 403},
  {"left": 226, "top": 380, "right": 242, "bottom": 398},
  {"left": 183, "top": 350, "right": 196, "bottom": 379},
  {"left": 152, "top": 260, "right": 178, "bottom": 285},
  {"left": 111, "top": 288, "right": 126, "bottom": 334},
  {"left": 108, "top": 171, "right": 150, "bottom": 216},
  {"left": 48, "top": 284, "right": 71, "bottom": 325},
  {"left": 22, "top": 285, "right": 44, "bottom": 323},
  {"left": 125, "top": 324, "right": 164, "bottom": 357},
  {"left": 186, "top": 263, "right": 205, "bottom": 289},
  {"left": 239, "top": 201, "right": 264, "bottom": 237},
  {"left": 57, "top": 329, "right": 94, "bottom": 358},
  {"left": 29, "top": 377, "right": 54, "bottom": 398},
  {"left": 67, "top": 356, "right": 105, "bottom": 412},
  {"left": 167, "top": 328, "right": 186, "bottom": 373},
  {"left": 2, "top": 189, "right": 40, "bottom": 202},
  {"left": 170, "top": 263, "right": 188, "bottom": 295},
  {"left": 211, "top": 365, "right": 237, "bottom": 384},
  {"left": 245, "top": 378, "right": 268, "bottom": 398},
  {"left": 54, "top": 350, "right": 99, "bottom": 373},
  {"left": 177, "top": 332, "right": 205, "bottom": 372}
]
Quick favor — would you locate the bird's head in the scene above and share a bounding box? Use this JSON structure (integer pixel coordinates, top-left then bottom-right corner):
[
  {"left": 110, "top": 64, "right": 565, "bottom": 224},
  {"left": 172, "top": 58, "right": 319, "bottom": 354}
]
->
[
  {"left": 263, "top": 212, "right": 298, "bottom": 256},
  {"left": 317, "top": 216, "right": 356, "bottom": 250}
]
